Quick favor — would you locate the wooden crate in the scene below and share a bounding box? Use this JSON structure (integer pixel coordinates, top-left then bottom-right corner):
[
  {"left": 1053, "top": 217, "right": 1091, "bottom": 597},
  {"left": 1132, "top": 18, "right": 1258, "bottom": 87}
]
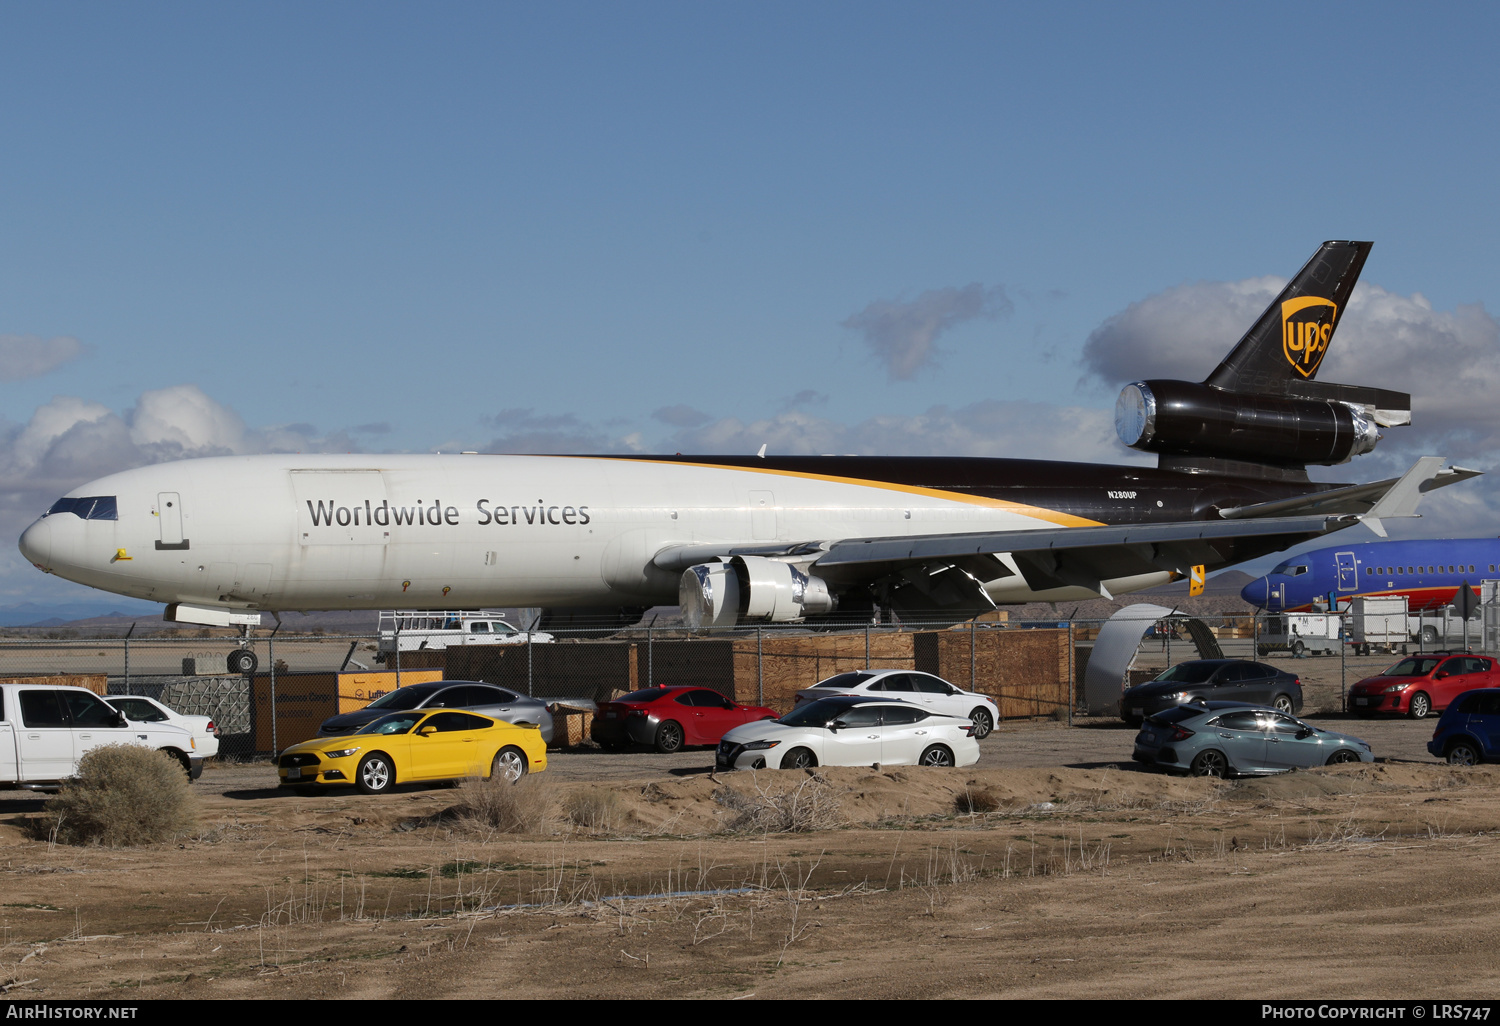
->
[
  {"left": 0, "top": 674, "right": 108, "bottom": 696},
  {"left": 913, "top": 628, "right": 1070, "bottom": 719}
]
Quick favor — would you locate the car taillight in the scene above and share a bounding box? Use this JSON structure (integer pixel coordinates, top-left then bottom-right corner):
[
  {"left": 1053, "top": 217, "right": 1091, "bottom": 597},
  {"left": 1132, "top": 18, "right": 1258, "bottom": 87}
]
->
[
  {"left": 964, "top": 724, "right": 977, "bottom": 737},
  {"left": 627, "top": 709, "right": 647, "bottom": 717},
  {"left": 206, "top": 720, "right": 216, "bottom": 734},
  {"left": 1293, "top": 678, "right": 1302, "bottom": 689},
  {"left": 1168, "top": 726, "right": 1194, "bottom": 742}
]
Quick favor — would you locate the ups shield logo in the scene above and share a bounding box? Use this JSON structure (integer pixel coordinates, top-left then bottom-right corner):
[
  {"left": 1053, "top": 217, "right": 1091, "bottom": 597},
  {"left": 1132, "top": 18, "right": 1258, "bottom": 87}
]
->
[{"left": 1281, "top": 295, "right": 1338, "bottom": 378}]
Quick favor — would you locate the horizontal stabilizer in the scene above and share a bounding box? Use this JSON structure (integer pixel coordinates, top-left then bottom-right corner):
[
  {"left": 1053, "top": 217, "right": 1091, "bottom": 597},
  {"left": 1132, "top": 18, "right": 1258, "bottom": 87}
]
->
[{"left": 1217, "top": 459, "right": 1478, "bottom": 521}]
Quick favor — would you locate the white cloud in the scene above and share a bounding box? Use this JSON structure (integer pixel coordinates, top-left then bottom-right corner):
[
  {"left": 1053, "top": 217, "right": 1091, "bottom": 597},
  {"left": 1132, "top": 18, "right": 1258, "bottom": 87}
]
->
[
  {"left": 0, "top": 335, "right": 87, "bottom": 381},
  {"left": 842, "top": 282, "right": 1013, "bottom": 381}
]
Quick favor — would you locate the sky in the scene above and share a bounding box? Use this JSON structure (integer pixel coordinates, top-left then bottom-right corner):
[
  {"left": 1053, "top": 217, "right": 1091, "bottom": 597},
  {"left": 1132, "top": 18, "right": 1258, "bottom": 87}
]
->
[{"left": 3, "top": 1, "right": 1500, "bottom": 613}]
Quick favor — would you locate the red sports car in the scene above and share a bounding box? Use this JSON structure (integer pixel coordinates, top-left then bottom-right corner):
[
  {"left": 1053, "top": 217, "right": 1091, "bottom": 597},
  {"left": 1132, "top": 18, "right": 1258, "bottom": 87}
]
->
[
  {"left": 1348, "top": 653, "right": 1500, "bottom": 719},
  {"left": 590, "top": 686, "right": 779, "bottom": 753}
]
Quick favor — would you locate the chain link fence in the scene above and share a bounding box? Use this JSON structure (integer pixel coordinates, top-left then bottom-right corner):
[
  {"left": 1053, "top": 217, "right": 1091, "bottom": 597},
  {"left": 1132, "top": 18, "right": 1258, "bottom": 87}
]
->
[{"left": 1, "top": 604, "right": 1492, "bottom": 758}]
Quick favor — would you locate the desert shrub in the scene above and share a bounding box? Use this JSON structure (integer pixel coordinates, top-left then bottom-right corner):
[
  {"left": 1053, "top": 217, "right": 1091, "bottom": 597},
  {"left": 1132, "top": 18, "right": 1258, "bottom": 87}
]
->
[
  {"left": 954, "top": 788, "right": 1001, "bottom": 815},
  {"left": 41, "top": 745, "right": 199, "bottom": 846},
  {"left": 452, "top": 776, "right": 553, "bottom": 834},
  {"left": 564, "top": 790, "right": 619, "bottom": 831},
  {"left": 713, "top": 775, "right": 844, "bottom": 833}
]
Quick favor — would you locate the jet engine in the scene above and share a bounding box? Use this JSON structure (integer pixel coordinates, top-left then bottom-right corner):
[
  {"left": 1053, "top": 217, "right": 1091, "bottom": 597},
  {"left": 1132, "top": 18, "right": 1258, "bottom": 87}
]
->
[
  {"left": 679, "top": 555, "right": 838, "bottom": 629},
  {"left": 1116, "top": 380, "right": 1381, "bottom": 467}
]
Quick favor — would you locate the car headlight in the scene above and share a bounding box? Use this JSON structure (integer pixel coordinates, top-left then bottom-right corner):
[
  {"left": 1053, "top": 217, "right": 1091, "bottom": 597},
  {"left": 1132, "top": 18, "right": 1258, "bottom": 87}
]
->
[
  {"left": 741, "top": 740, "right": 781, "bottom": 751},
  {"left": 1383, "top": 684, "right": 1411, "bottom": 693},
  {"left": 324, "top": 747, "right": 361, "bottom": 759}
]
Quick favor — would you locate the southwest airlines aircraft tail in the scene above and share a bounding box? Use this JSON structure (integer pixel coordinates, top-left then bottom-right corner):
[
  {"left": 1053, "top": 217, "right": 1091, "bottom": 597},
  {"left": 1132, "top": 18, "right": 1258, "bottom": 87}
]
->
[
  {"left": 1242, "top": 539, "right": 1500, "bottom": 612},
  {"left": 16, "top": 241, "right": 1480, "bottom": 640}
]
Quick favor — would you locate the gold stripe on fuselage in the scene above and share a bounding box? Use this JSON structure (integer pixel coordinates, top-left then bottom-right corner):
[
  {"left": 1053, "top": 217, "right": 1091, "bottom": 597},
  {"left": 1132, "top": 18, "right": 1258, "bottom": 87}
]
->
[{"left": 559, "top": 456, "right": 1106, "bottom": 529}]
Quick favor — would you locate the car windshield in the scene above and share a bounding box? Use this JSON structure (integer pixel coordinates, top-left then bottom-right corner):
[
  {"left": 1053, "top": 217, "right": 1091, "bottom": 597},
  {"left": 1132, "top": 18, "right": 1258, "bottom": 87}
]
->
[
  {"left": 1152, "top": 663, "right": 1219, "bottom": 684},
  {"left": 778, "top": 697, "right": 859, "bottom": 727},
  {"left": 355, "top": 712, "right": 424, "bottom": 735},
  {"left": 616, "top": 688, "right": 669, "bottom": 703},
  {"left": 812, "top": 672, "right": 876, "bottom": 689},
  {"left": 364, "top": 686, "right": 438, "bottom": 711},
  {"left": 1382, "top": 657, "right": 1441, "bottom": 677}
]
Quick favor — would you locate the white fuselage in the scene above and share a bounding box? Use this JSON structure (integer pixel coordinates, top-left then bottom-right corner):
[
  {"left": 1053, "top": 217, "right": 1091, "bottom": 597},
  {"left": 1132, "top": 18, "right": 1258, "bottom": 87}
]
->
[{"left": 18, "top": 453, "right": 1173, "bottom": 612}]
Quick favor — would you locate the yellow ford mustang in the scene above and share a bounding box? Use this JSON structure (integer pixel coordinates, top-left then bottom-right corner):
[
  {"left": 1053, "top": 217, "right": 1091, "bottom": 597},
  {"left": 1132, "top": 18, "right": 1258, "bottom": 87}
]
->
[{"left": 277, "top": 708, "right": 548, "bottom": 794}]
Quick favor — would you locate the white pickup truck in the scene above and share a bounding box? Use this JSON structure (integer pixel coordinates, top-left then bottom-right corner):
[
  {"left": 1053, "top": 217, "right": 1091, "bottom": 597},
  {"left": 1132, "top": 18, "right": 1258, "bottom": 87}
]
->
[
  {"left": 375, "top": 610, "right": 554, "bottom": 660},
  {"left": 0, "top": 684, "right": 202, "bottom": 789}
]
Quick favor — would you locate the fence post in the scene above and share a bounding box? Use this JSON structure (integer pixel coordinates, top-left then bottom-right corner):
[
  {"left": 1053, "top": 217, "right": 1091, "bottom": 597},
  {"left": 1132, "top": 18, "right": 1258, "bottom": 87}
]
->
[
  {"left": 647, "top": 625, "right": 653, "bottom": 686},
  {"left": 970, "top": 619, "right": 977, "bottom": 692},
  {"left": 394, "top": 620, "right": 401, "bottom": 690},
  {"left": 865, "top": 623, "right": 870, "bottom": 669},
  {"left": 123, "top": 622, "right": 135, "bottom": 695},
  {"left": 527, "top": 636, "right": 533, "bottom": 697},
  {"left": 1066, "top": 620, "right": 1073, "bottom": 727},
  {"left": 757, "top": 625, "right": 763, "bottom": 706}
]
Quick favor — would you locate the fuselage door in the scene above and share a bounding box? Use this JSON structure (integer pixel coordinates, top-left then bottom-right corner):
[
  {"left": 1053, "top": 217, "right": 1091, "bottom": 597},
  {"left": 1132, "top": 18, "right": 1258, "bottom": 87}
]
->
[
  {"left": 1335, "top": 552, "right": 1357, "bottom": 592},
  {"left": 157, "top": 492, "right": 186, "bottom": 549}
]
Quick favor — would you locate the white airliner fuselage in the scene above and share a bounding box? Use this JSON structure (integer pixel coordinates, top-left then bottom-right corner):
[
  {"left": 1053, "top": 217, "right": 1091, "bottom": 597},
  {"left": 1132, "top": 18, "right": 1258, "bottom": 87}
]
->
[{"left": 18, "top": 453, "right": 1173, "bottom": 616}]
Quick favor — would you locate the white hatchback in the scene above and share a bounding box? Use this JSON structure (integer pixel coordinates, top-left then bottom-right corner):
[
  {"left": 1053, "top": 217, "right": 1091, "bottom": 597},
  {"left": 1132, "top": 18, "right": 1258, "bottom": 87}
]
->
[
  {"left": 104, "top": 695, "right": 221, "bottom": 759},
  {"left": 716, "top": 696, "right": 981, "bottom": 771},
  {"left": 793, "top": 670, "right": 1001, "bottom": 739}
]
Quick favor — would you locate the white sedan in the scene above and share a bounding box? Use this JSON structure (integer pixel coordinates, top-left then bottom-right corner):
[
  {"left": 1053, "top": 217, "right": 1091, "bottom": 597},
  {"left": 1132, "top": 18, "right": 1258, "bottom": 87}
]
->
[
  {"left": 716, "top": 696, "right": 980, "bottom": 771},
  {"left": 104, "top": 695, "right": 221, "bottom": 759},
  {"left": 793, "top": 670, "right": 1001, "bottom": 739}
]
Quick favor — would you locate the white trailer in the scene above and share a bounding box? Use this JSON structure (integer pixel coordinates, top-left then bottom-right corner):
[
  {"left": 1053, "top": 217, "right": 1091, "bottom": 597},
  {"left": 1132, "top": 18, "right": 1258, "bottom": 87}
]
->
[
  {"left": 1258, "top": 613, "right": 1342, "bottom": 656},
  {"left": 1349, "top": 595, "right": 1410, "bottom": 656}
]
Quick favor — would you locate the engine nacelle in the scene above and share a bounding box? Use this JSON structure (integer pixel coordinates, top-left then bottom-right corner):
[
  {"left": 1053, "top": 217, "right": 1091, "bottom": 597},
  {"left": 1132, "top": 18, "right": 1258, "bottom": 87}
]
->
[
  {"left": 1116, "top": 379, "right": 1381, "bottom": 466},
  {"left": 678, "top": 556, "right": 838, "bottom": 629}
]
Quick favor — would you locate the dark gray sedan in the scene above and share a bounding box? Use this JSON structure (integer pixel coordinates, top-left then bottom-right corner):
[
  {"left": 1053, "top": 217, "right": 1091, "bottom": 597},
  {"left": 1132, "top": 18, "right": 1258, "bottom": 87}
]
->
[
  {"left": 1132, "top": 702, "right": 1372, "bottom": 777},
  {"left": 1120, "top": 659, "right": 1303, "bottom": 726},
  {"left": 316, "top": 680, "right": 553, "bottom": 743}
]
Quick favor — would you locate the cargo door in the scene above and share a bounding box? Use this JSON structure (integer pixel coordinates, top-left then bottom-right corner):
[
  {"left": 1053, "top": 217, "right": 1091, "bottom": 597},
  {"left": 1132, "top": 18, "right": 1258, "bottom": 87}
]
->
[{"left": 290, "top": 471, "right": 390, "bottom": 603}]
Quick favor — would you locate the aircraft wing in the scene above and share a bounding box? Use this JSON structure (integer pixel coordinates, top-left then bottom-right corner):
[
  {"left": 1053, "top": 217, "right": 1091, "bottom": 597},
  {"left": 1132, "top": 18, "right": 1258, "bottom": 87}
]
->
[{"left": 653, "top": 457, "right": 1474, "bottom": 606}]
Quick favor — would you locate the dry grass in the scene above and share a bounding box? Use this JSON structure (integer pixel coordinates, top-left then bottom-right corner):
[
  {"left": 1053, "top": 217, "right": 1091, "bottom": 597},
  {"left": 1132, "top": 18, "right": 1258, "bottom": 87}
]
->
[
  {"left": 39, "top": 744, "right": 199, "bottom": 846},
  {"left": 564, "top": 790, "right": 620, "bottom": 831},
  {"left": 450, "top": 776, "right": 554, "bottom": 834},
  {"left": 954, "top": 788, "right": 1001, "bottom": 815},
  {"left": 713, "top": 773, "right": 845, "bottom": 833}
]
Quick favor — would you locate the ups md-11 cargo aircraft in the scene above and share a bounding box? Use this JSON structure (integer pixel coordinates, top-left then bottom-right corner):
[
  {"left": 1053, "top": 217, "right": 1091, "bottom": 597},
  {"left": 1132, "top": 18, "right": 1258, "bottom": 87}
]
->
[{"left": 18, "top": 242, "right": 1479, "bottom": 672}]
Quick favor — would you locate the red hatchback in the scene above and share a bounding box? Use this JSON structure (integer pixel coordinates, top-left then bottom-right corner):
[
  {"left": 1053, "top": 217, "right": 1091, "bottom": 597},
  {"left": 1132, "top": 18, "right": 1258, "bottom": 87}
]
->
[
  {"left": 590, "top": 686, "right": 780, "bottom": 753},
  {"left": 1348, "top": 653, "right": 1500, "bottom": 719}
]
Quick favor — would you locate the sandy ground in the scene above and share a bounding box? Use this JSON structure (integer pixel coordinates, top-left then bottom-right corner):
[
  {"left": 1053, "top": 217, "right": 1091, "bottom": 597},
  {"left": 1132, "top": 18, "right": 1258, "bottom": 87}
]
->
[{"left": 1, "top": 721, "right": 1497, "bottom": 1001}]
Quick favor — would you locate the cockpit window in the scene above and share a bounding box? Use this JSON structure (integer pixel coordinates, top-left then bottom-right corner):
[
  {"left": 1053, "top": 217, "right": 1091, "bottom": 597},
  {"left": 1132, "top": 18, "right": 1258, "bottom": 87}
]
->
[
  {"left": 1270, "top": 563, "right": 1309, "bottom": 576},
  {"left": 44, "top": 496, "right": 118, "bottom": 521}
]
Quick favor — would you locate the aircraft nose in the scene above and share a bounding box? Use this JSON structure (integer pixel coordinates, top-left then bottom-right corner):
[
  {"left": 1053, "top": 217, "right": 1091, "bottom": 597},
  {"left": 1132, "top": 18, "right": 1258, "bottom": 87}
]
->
[{"left": 18, "top": 517, "right": 52, "bottom": 571}]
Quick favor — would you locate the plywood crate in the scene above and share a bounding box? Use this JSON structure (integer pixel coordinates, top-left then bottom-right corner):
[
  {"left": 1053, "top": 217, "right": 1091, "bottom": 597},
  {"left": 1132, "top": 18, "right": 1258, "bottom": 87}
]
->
[
  {"left": 912, "top": 628, "right": 1070, "bottom": 719},
  {"left": 727, "top": 632, "right": 917, "bottom": 712},
  {"left": 0, "top": 674, "right": 108, "bottom": 695}
]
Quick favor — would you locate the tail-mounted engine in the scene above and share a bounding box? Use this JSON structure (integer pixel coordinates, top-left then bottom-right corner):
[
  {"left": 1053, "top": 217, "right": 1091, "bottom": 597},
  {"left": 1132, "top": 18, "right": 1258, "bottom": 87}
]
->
[
  {"left": 1116, "top": 379, "right": 1396, "bottom": 469},
  {"left": 679, "top": 555, "right": 838, "bottom": 629}
]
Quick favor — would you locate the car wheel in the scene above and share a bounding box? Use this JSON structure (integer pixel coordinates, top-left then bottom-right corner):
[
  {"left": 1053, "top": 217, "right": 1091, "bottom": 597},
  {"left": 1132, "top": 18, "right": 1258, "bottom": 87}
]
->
[
  {"left": 1408, "top": 692, "right": 1431, "bottom": 720},
  {"left": 1272, "top": 694, "right": 1295, "bottom": 715},
  {"left": 1325, "top": 749, "right": 1361, "bottom": 765},
  {"left": 654, "top": 720, "right": 684, "bottom": 754},
  {"left": 160, "top": 749, "right": 192, "bottom": 779},
  {"left": 781, "top": 747, "right": 816, "bottom": 770},
  {"left": 226, "top": 648, "right": 258, "bottom": 675},
  {"left": 919, "top": 744, "right": 956, "bottom": 767},
  {"left": 969, "top": 708, "right": 994, "bottom": 740},
  {"left": 1189, "top": 750, "right": 1229, "bottom": 777},
  {"left": 1291, "top": 640, "right": 1305, "bottom": 657},
  {"left": 1421, "top": 625, "right": 1439, "bottom": 644},
  {"left": 491, "top": 746, "right": 528, "bottom": 783},
  {"left": 1446, "top": 741, "right": 1482, "bottom": 766},
  {"left": 356, "top": 753, "right": 394, "bottom": 794}
]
